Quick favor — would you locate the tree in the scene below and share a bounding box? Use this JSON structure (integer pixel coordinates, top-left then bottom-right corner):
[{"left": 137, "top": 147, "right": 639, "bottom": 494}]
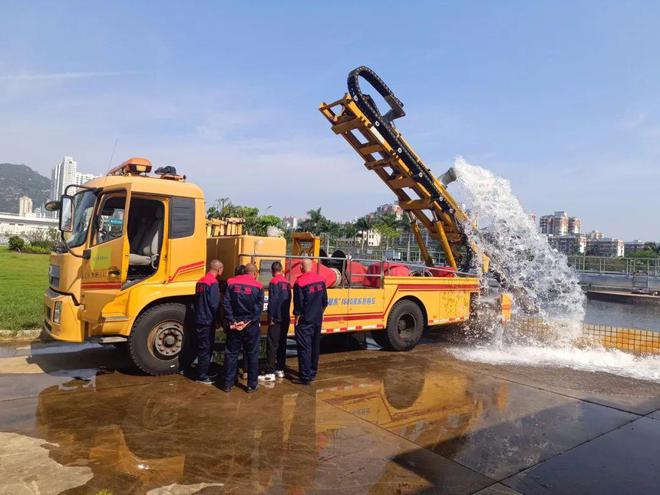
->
[
  {"left": 298, "top": 207, "right": 331, "bottom": 235},
  {"left": 373, "top": 212, "right": 402, "bottom": 249},
  {"left": 253, "top": 215, "right": 283, "bottom": 236},
  {"left": 644, "top": 242, "right": 660, "bottom": 256},
  {"left": 207, "top": 197, "right": 280, "bottom": 236},
  {"left": 355, "top": 216, "right": 373, "bottom": 249},
  {"left": 341, "top": 222, "right": 359, "bottom": 245}
]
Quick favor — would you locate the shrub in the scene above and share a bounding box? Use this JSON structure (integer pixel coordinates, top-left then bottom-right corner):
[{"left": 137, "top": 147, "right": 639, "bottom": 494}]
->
[
  {"left": 29, "top": 239, "right": 54, "bottom": 250},
  {"left": 24, "top": 245, "right": 52, "bottom": 254},
  {"left": 8, "top": 236, "right": 25, "bottom": 251}
]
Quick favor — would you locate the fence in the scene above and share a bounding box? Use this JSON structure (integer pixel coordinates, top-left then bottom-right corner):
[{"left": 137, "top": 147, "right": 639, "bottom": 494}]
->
[
  {"left": 509, "top": 316, "right": 660, "bottom": 355},
  {"left": 568, "top": 256, "right": 660, "bottom": 276}
]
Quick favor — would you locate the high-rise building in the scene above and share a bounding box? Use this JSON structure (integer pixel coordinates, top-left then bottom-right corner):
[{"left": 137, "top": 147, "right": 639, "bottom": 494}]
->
[
  {"left": 50, "top": 156, "right": 98, "bottom": 202},
  {"left": 587, "top": 238, "right": 624, "bottom": 257},
  {"left": 540, "top": 211, "right": 581, "bottom": 236},
  {"left": 539, "top": 215, "right": 553, "bottom": 234},
  {"left": 547, "top": 234, "right": 587, "bottom": 255},
  {"left": 551, "top": 211, "right": 568, "bottom": 235},
  {"left": 377, "top": 203, "right": 404, "bottom": 219},
  {"left": 18, "top": 196, "right": 33, "bottom": 217},
  {"left": 587, "top": 230, "right": 604, "bottom": 240},
  {"left": 568, "top": 216, "right": 581, "bottom": 234},
  {"left": 282, "top": 216, "right": 299, "bottom": 230}
]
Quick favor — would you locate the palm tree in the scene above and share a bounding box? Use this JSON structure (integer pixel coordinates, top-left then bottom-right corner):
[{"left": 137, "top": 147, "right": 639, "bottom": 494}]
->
[{"left": 356, "top": 216, "right": 373, "bottom": 250}]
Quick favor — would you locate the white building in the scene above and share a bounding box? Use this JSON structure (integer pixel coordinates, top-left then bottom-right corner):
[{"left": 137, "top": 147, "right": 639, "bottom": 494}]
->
[
  {"left": 363, "top": 229, "right": 382, "bottom": 247},
  {"left": 282, "top": 216, "right": 299, "bottom": 230},
  {"left": 587, "top": 238, "right": 625, "bottom": 257},
  {"left": 0, "top": 197, "right": 58, "bottom": 242},
  {"left": 18, "top": 196, "right": 33, "bottom": 217},
  {"left": 50, "top": 156, "right": 98, "bottom": 201}
]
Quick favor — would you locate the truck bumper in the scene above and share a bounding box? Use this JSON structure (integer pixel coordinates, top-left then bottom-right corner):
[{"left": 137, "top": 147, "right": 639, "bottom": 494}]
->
[{"left": 43, "top": 289, "right": 84, "bottom": 342}]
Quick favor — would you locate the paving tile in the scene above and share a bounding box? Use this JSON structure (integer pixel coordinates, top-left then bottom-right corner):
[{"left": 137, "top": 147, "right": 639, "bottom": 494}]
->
[
  {"left": 315, "top": 357, "right": 637, "bottom": 480},
  {"left": 505, "top": 417, "right": 660, "bottom": 495},
  {"left": 442, "top": 356, "right": 660, "bottom": 415},
  {"left": 473, "top": 483, "right": 521, "bottom": 495},
  {"left": 0, "top": 376, "right": 492, "bottom": 494}
]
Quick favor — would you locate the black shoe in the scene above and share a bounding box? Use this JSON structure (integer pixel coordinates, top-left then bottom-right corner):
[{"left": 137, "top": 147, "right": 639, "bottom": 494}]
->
[
  {"left": 220, "top": 386, "right": 233, "bottom": 393},
  {"left": 246, "top": 386, "right": 258, "bottom": 393},
  {"left": 292, "top": 378, "right": 311, "bottom": 385}
]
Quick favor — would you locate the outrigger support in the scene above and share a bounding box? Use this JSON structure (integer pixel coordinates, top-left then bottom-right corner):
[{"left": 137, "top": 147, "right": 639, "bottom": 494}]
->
[{"left": 319, "top": 66, "right": 473, "bottom": 270}]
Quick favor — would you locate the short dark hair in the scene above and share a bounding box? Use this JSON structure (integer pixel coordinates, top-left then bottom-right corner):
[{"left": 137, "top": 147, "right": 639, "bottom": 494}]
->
[
  {"left": 271, "top": 261, "right": 283, "bottom": 272},
  {"left": 235, "top": 264, "right": 246, "bottom": 276}
]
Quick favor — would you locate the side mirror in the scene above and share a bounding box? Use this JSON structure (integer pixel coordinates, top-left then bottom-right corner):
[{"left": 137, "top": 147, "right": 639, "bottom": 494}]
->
[
  {"left": 45, "top": 200, "right": 61, "bottom": 212},
  {"left": 59, "top": 195, "right": 74, "bottom": 233}
]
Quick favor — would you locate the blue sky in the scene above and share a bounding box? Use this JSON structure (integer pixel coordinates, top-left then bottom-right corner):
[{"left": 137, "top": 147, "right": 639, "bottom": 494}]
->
[{"left": 1, "top": 1, "right": 658, "bottom": 240}]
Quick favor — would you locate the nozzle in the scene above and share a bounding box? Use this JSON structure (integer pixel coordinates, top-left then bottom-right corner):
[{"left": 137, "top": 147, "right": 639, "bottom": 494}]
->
[{"left": 439, "top": 167, "right": 457, "bottom": 186}]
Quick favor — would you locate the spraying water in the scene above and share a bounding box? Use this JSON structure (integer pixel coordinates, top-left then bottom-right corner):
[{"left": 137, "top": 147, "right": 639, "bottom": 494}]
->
[{"left": 447, "top": 157, "right": 660, "bottom": 382}]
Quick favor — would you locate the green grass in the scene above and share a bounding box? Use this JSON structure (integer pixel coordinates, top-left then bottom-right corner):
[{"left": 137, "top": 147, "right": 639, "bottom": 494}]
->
[{"left": 0, "top": 247, "right": 49, "bottom": 331}]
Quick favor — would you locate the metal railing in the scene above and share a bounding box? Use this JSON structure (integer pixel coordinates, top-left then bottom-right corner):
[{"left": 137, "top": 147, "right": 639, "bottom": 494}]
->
[
  {"left": 239, "top": 252, "right": 477, "bottom": 290},
  {"left": 567, "top": 256, "right": 660, "bottom": 276}
]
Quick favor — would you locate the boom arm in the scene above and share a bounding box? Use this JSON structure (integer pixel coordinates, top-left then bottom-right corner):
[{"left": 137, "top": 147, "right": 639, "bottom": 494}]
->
[{"left": 320, "top": 66, "right": 473, "bottom": 269}]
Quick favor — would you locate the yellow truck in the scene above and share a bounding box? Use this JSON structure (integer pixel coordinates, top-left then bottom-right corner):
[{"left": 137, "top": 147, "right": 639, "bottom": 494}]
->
[{"left": 43, "top": 67, "right": 508, "bottom": 375}]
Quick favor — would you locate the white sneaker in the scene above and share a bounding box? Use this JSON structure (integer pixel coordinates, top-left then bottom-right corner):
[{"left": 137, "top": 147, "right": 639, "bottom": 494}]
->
[
  {"left": 258, "top": 374, "right": 266, "bottom": 381},
  {"left": 263, "top": 373, "right": 276, "bottom": 382},
  {"left": 275, "top": 370, "right": 285, "bottom": 379}
]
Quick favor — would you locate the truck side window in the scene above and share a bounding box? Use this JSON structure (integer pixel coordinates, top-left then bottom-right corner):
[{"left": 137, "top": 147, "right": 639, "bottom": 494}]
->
[
  {"left": 93, "top": 194, "right": 126, "bottom": 245},
  {"left": 169, "top": 197, "right": 195, "bottom": 239}
]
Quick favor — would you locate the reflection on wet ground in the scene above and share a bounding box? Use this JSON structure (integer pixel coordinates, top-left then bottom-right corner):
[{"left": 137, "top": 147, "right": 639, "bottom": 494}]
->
[{"left": 0, "top": 334, "right": 659, "bottom": 494}]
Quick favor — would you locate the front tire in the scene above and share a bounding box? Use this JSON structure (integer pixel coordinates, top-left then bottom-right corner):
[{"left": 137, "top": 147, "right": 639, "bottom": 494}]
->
[
  {"left": 377, "top": 300, "right": 425, "bottom": 351},
  {"left": 128, "top": 303, "right": 192, "bottom": 375}
]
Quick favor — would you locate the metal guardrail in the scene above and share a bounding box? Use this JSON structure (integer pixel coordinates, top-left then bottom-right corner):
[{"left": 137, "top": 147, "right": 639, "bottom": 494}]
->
[
  {"left": 567, "top": 256, "right": 660, "bottom": 276},
  {"left": 239, "top": 252, "right": 477, "bottom": 290}
]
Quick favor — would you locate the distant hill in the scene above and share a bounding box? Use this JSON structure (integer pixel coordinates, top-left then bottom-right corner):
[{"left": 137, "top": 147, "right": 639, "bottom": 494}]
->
[{"left": 0, "top": 163, "right": 51, "bottom": 214}]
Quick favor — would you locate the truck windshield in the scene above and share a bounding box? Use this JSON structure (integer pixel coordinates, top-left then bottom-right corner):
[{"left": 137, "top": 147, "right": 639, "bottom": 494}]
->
[{"left": 66, "top": 190, "right": 98, "bottom": 248}]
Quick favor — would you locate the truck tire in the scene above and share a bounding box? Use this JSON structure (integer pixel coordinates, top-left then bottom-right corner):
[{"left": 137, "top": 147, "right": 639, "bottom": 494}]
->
[
  {"left": 381, "top": 299, "right": 425, "bottom": 351},
  {"left": 128, "top": 303, "right": 191, "bottom": 376}
]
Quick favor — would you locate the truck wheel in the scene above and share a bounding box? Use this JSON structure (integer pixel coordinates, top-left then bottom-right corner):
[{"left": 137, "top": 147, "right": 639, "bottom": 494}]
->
[
  {"left": 128, "top": 303, "right": 191, "bottom": 376},
  {"left": 383, "top": 300, "right": 425, "bottom": 351}
]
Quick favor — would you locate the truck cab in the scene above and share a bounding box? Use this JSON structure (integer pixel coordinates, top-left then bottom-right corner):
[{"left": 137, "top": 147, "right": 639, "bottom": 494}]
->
[{"left": 44, "top": 158, "right": 209, "bottom": 374}]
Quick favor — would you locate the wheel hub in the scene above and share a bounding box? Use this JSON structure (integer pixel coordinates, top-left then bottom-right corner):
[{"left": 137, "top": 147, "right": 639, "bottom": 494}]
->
[
  {"left": 397, "top": 314, "right": 416, "bottom": 340},
  {"left": 152, "top": 322, "right": 184, "bottom": 357}
]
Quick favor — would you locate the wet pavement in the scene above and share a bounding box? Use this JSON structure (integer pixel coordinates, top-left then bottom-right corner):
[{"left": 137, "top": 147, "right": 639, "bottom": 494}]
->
[{"left": 0, "top": 335, "right": 659, "bottom": 494}]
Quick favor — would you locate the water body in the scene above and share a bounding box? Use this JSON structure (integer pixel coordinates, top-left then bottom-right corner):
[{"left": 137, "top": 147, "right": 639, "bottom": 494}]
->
[{"left": 585, "top": 299, "right": 660, "bottom": 332}]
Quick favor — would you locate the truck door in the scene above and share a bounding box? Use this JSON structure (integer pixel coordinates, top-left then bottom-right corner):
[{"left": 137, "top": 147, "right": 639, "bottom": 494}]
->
[{"left": 80, "top": 190, "right": 130, "bottom": 325}]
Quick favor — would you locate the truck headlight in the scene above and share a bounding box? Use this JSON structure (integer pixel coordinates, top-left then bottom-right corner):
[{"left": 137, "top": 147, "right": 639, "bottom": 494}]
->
[{"left": 53, "top": 301, "right": 62, "bottom": 324}]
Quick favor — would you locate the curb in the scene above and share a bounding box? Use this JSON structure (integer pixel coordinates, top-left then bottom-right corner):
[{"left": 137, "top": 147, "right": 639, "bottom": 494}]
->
[{"left": 0, "top": 329, "right": 43, "bottom": 340}]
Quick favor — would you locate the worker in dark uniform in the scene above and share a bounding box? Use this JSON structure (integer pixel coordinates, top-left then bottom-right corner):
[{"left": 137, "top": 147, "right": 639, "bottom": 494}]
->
[
  {"left": 261, "top": 261, "right": 291, "bottom": 382},
  {"left": 194, "top": 259, "right": 223, "bottom": 384},
  {"left": 222, "top": 262, "right": 264, "bottom": 393},
  {"left": 293, "top": 258, "right": 328, "bottom": 384}
]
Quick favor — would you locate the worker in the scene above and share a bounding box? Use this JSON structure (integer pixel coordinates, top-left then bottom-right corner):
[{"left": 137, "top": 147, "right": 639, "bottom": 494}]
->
[
  {"left": 222, "top": 262, "right": 264, "bottom": 393},
  {"left": 293, "top": 258, "right": 328, "bottom": 384},
  {"left": 261, "top": 261, "right": 291, "bottom": 382},
  {"left": 194, "top": 259, "right": 223, "bottom": 384}
]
